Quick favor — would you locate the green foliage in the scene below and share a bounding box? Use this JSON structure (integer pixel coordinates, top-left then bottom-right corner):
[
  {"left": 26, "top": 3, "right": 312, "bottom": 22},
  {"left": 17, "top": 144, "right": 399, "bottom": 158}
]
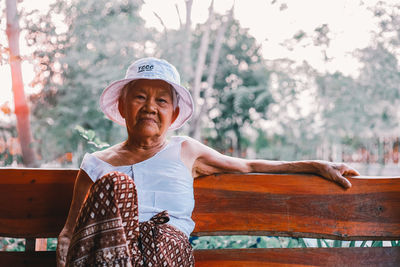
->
[
  {"left": 371, "top": 240, "right": 383, "bottom": 247},
  {"left": 0, "top": 238, "right": 24, "bottom": 251},
  {"left": 0, "top": 128, "right": 24, "bottom": 166},
  {"left": 0, "top": 151, "right": 22, "bottom": 166},
  {"left": 201, "top": 18, "right": 271, "bottom": 154},
  {"left": 75, "top": 125, "right": 110, "bottom": 152},
  {"left": 316, "top": 44, "right": 400, "bottom": 141},
  {"left": 189, "top": 237, "right": 397, "bottom": 249},
  {"left": 391, "top": 240, "right": 400, "bottom": 247},
  {"left": 190, "top": 236, "right": 300, "bottom": 249},
  {"left": 47, "top": 238, "right": 58, "bottom": 250}
]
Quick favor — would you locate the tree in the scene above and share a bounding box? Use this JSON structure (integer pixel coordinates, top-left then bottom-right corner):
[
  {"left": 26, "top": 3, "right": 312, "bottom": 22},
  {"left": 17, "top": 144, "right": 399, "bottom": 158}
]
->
[
  {"left": 25, "top": 0, "right": 149, "bottom": 164},
  {"left": 201, "top": 18, "right": 270, "bottom": 156},
  {"left": 312, "top": 1, "right": 400, "bottom": 163},
  {"left": 5, "top": 0, "right": 37, "bottom": 167}
]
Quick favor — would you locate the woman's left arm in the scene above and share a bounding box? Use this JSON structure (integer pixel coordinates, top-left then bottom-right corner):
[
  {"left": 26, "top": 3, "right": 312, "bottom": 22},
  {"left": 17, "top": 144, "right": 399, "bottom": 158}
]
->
[
  {"left": 183, "top": 137, "right": 359, "bottom": 189},
  {"left": 246, "top": 159, "right": 359, "bottom": 189}
]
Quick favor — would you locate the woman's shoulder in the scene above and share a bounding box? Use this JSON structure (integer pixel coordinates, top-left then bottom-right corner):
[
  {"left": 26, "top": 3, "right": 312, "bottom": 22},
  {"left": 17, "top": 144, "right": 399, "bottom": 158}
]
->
[
  {"left": 91, "top": 143, "right": 123, "bottom": 164},
  {"left": 179, "top": 136, "right": 210, "bottom": 159},
  {"left": 171, "top": 135, "right": 197, "bottom": 143},
  {"left": 173, "top": 136, "right": 199, "bottom": 149},
  {"left": 170, "top": 135, "right": 191, "bottom": 142}
]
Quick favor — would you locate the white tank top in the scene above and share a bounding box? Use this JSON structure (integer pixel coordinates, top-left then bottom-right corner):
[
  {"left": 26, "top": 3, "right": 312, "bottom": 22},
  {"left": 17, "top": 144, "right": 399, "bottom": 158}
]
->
[{"left": 80, "top": 136, "right": 195, "bottom": 237}]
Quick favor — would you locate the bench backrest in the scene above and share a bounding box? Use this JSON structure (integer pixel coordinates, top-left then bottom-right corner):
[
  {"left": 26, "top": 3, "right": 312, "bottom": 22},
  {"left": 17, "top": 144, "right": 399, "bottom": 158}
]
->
[{"left": 1, "top": 168, "right": 399, "bottom": 266}]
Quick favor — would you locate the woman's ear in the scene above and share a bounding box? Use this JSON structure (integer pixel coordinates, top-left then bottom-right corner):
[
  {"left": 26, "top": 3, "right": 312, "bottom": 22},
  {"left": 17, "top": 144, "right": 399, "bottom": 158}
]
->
[
  {"left": 118, "top": 97, "right": 125, "bottom": 119},
  {"left": 171, "top": 107, "right": 180, "bottom": 124}
]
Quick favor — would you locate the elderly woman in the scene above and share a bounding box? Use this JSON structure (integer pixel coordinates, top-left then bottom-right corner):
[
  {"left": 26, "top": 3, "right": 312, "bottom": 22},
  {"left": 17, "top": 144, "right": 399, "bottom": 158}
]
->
[{"left": 57, "top": 57, "right": 359, "bottom": 266}]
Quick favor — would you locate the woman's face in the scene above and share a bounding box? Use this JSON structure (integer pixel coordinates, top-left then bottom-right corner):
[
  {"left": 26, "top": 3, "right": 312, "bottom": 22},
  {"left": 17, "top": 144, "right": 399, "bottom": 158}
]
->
[{"left": 118, "top": 79, "right": 179, "bottom": 139}]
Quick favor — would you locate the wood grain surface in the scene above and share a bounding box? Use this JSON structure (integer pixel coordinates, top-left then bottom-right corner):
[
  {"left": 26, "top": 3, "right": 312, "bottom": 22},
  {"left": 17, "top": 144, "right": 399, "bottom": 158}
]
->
[
  {"left": 0, "top": 169, "right": 399, "bottom": 240},
  {"left": 192, "top": 173, "right": 400, "bottom": 240},
  {"left": 2, "top": 248, "right": 399, "bottom": 267},
  {"left": 0, "top": 169, "right": 399, "bottom": 266}
]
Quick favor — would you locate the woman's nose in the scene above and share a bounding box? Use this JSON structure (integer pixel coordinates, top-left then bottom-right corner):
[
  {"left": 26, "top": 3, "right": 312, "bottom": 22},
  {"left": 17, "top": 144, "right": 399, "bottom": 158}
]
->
[{"left": 143, "top": 98, "right": 156, "bottom": 113}]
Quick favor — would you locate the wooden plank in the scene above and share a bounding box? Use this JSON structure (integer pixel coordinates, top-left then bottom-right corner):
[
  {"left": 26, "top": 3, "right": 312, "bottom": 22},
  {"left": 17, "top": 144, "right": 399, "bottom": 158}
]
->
[
  {"left": 0, "top": 169, "right": 77, "bottom": 238},
  {"left": 192, "top": 173, "right": 400, "bottom": 239},
  {"left": 25, "top": 238, "right": 35, "bottom": 252},
  {"left": 0, "top": 169, "right": 399, "bottom": 241},
  {"left": 194, "top": 247, "right": 400, "bottom": 266},
  {"left": 1, "top": 248, "right": 399, "bottom": 267},
  {"left": 0, "top": 251, "right": 56, "bottom": 267}
]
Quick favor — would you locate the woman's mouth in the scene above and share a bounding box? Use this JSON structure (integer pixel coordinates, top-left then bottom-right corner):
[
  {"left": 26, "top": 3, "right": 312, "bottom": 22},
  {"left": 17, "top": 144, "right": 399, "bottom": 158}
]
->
[{"left": 139, "top": 117, "right": 157, "bottom": 124}]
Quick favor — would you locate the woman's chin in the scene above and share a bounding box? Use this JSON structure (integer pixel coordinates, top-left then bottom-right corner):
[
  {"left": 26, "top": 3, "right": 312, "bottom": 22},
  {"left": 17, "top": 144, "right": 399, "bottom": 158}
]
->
[{"left": 132, "top": 124, "right": 161, "bottom": 137}]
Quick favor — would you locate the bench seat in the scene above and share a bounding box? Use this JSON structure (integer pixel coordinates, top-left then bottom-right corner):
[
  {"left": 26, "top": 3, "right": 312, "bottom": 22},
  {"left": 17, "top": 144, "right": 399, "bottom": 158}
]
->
[{"left": 0, "top": 169, "right": 399, "bottom": 266}]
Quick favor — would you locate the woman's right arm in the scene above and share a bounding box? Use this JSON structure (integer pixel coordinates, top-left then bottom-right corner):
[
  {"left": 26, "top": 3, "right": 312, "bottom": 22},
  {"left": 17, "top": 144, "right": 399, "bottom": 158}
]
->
[{"left": 56, "top": 169, "right": 93, "bottom": 267}]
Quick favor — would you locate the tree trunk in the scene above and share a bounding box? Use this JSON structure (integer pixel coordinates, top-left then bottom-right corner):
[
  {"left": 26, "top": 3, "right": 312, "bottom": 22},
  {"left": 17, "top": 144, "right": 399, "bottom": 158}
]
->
[
  {"left": 182, "top": 0, "right": 194, "bottom": 80},
  {"left": 189, "top": 0, "right": 214, "bottom": 140},
  {"left": 6, "top": 0, "right": 38, "bottom": 167},
  {"left": 190, "top": 5, "right": 233, "bottom": 140}
]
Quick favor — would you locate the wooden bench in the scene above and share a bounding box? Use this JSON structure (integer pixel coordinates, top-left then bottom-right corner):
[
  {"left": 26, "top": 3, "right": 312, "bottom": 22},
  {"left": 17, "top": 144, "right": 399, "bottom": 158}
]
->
[{"left": 0, "top": 168, "right": 399, "bottom": 266}]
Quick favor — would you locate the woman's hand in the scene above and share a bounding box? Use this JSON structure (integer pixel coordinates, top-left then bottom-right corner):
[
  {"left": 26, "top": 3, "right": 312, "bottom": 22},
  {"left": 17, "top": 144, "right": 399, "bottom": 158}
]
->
[
  {"left": 56, "top": 229, "right": 71, "bottom": 267},
  {"left": 315, "top": 161, "right": 360, "bottom": 189},
  {"left": 56, "top": 169, "right": 93, "bottom": 266}
]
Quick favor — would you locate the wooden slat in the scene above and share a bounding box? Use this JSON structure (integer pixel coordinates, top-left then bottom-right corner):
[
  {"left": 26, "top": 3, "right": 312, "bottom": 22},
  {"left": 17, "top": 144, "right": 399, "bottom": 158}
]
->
[
  {"left": 0, "top": 169, "right": 400, "bottom": 241},
  {"left": 192, "top": 173, "right": 400, "bottom": 240},
  {"left": 25, "top": 238, "right": 36, "bottom": 251},
  {"left": 0, "top": 169, "right": 77, "bottom": 238},
  {"left": 1, "top": 248, "right": 399, "bottom": 267},
  {"left": 194, "top": 247, "right": 400, "bottom": 266},
  {"left": 0, "top": 251, "right": 56, "bottom": 267}
]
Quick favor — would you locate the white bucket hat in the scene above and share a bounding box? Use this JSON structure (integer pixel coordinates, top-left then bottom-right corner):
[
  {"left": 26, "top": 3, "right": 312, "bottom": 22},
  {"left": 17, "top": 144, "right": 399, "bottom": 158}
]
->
[{"left": 100, "top": 57, "right": 194, "bottom": 130}]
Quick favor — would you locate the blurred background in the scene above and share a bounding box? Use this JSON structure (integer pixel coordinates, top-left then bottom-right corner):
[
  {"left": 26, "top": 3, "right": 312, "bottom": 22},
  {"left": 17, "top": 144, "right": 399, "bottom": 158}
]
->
[{"left": 1, "top": 0, "right": 400, "bottom": 176}]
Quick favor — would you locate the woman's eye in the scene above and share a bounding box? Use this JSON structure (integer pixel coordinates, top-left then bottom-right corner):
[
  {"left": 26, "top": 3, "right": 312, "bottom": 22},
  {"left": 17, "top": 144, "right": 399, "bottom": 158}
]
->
[
  {"left": 158, "top": 98, "right": 167, "bottom": 103},
  {"left": 136, "top": 95, "right": 145, "bottom": 100}
]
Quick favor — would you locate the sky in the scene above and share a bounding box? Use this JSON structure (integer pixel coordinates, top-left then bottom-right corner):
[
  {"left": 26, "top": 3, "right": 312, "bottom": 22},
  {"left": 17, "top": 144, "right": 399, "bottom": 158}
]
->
[{"left": 0, "top": 0, "right": 387, "bottom": 107}]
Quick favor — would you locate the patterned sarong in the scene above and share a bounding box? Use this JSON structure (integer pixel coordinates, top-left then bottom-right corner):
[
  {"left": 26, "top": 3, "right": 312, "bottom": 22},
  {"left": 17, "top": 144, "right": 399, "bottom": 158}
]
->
[{"left": 66, "top": 171, "right": 194, "bottom": 267}]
